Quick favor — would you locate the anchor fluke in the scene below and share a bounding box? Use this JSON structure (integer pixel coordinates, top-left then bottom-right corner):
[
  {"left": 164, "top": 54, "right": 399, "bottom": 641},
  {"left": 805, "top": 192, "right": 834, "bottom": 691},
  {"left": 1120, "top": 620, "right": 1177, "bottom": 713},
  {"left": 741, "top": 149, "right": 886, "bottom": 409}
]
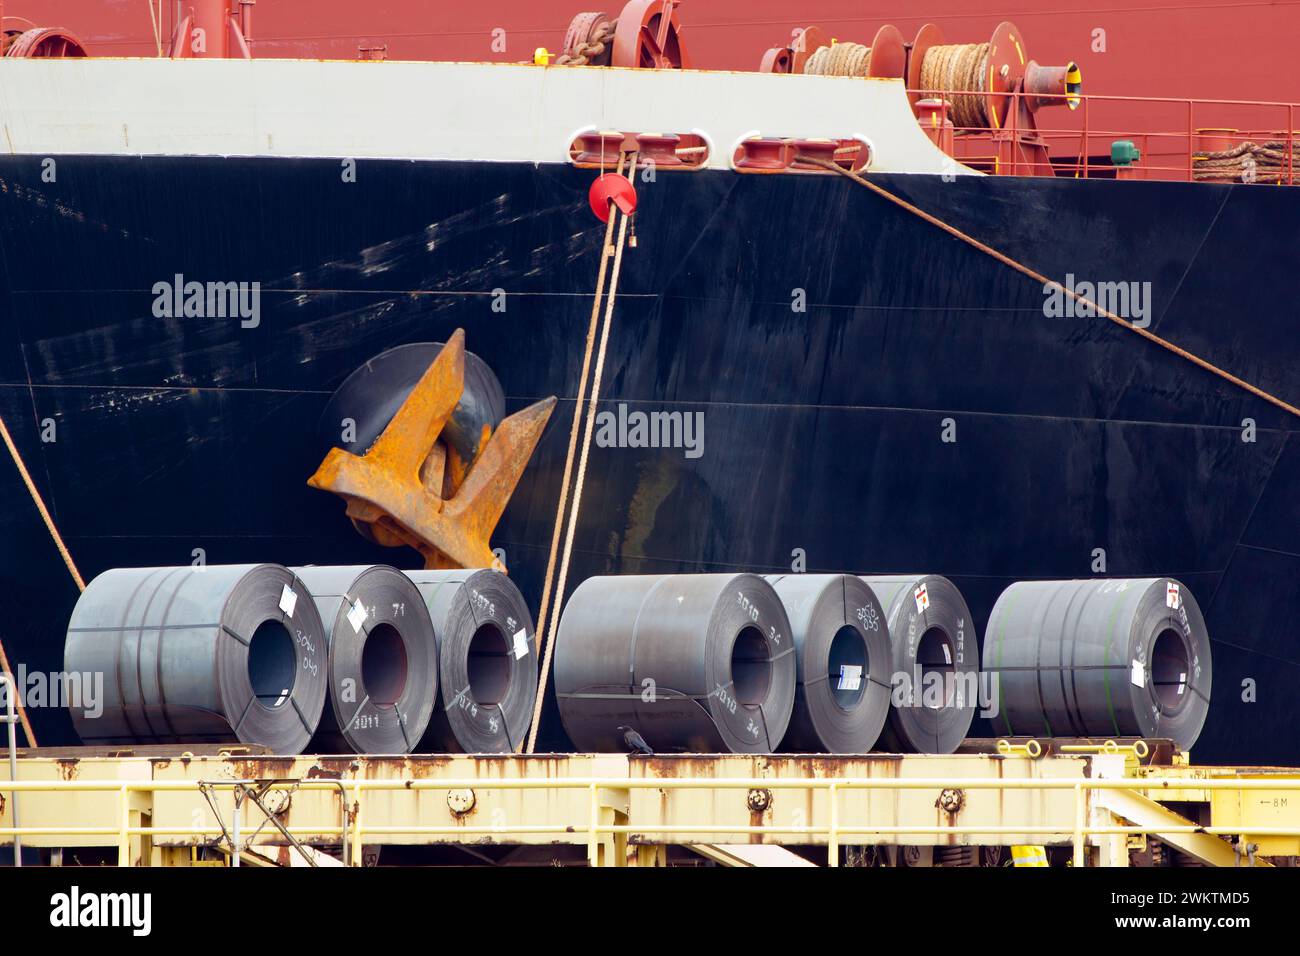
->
[{"left": 309, "top": 330, "right": 554, "bottom": 571}]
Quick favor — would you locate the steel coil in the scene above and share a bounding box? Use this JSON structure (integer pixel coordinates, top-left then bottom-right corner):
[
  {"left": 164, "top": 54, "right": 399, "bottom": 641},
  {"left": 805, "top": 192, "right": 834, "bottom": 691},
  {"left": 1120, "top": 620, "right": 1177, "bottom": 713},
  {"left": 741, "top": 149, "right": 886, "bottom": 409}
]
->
[
  {"left": 555, "top": 574, "right": 796, "bottom": 754},
  {"left": 404, "top": 569, "right": 536, "bottom": 753},
  {"left": 764, "top": 574, "right": 891, "bottom": 753},
  {"left": 319, "top": 341, "right": 505, "bottom": 466},
  {"left": 293, "top": 565, "right": 438, "bottom": 754},
  {"left": 64, "top": 564, "right": 328, "bottom": 754},
  {"left": 982, "top": 578, "right": 1212, "bottom": 750},
  {"left": 861, "top": 575, "right": 979, "bottom": 754}
]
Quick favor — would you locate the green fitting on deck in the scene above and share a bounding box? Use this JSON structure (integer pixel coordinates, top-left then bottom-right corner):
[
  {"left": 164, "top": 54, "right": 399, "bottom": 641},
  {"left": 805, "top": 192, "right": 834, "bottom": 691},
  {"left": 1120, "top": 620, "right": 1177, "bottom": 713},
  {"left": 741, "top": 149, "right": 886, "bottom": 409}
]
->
[{"left": 1111, "top": 140, "right": 1141, "bottom": 166}]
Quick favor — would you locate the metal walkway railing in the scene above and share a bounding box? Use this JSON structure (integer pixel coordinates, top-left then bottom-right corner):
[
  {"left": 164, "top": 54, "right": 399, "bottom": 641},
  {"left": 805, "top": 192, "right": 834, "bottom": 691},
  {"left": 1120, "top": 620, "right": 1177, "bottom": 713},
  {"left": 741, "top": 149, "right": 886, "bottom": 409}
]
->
[
  {"left": 909, "top": 88, "right": 1298, "bottom": 183},
  {"left": 2, "top": 771, "right": 1299, "bottom": 867}
]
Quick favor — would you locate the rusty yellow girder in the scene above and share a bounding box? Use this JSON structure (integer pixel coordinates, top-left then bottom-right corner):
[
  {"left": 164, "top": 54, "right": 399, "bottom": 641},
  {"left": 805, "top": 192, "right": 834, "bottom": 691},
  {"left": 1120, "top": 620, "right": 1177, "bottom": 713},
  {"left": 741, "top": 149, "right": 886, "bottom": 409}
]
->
[
  {"left": 308, "top": 329, "right": 555, "bottom": 570},
  {"left": 3, "top": 753, "right": 1299, "bottom": 866}
]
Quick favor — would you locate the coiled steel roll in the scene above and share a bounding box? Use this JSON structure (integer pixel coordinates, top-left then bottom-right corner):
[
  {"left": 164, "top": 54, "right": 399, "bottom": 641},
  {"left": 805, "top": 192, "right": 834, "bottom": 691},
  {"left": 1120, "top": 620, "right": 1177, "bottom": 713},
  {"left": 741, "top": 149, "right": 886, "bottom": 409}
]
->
[
  {"left": 982, "top": 579, "right": 1212, "bottom": 750},
  {"left": 319, "top": 341, "right": 505, "bottom": 467},
  {"left": 64, "top": 565, "right": 328, "bottom": 754},
  {"left": 764, "top": 574, "right": 891, "bottom": 753},
  {"left": 862, "top": 575, "right": 978, "bottom": 753},
  {"left": 293, "top": 566, "right": 438, "bottom": 754},
  {"left": 405, "top": 569, "right": 536, "bottom": 753},
  {"left": 555, "top": 574, "right": 796, "bottom": 754}
]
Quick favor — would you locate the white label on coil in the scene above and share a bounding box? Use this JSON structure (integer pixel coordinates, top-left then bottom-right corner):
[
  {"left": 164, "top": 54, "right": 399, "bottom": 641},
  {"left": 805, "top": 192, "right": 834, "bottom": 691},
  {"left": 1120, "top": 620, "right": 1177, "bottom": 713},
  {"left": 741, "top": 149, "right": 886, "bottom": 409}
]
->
[
  {"left": 913, "top": 583, "right": 929, "bottom": 614},
  {"left": 1178, "top": 672, "right": 1186, "bottom": 696},
  {"left": 837, "top": 665, "right": 862, "bottom": 691},
  {"left": 1166, "top": 581, "right": 1180, "bottom": 609},
  {"left": 512, "top": 629, "right": 530, "bottom": 660},
  {"left": 279, "top": 585, "right": 297, "bottom": 618},
  {"left": 348, "top": 600, "right": 368, "bottom": 633},
  {"left": 1130, "top": 659, "right": 1145, "bottom": 687}
]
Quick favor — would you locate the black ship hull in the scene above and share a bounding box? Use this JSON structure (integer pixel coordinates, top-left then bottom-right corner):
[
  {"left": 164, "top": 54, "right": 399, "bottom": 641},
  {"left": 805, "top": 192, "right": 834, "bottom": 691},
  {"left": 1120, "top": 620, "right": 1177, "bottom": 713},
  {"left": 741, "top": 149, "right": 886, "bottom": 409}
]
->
[{"left": 1, "top": 155, "right": 1295, "bottom": 760}]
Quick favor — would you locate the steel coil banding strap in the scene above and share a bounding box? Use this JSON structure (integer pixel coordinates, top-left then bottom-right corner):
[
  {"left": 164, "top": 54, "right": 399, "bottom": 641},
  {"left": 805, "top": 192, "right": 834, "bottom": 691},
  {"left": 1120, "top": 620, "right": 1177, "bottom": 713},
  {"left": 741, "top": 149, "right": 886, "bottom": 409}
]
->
[
  {"left": 554, "top": 574, "right": 796, "bottom": 754},
  {"left": 404, "top": 569, "right": 536, "bottom": 753},
  {"left": 293, "top": 565, "right": 437, "bottom": 754},
  {"left": 982, "top": 578, "right": 1211, "bottom": 750},
  {"left": 861, "top": 575, "right": 978, "bottom": 754},
  {"left": 64, "top": 564, "right": 328, "bottom": 754},
  {"left": 765, "top": 574, "right": 891, "bottom": 753}
]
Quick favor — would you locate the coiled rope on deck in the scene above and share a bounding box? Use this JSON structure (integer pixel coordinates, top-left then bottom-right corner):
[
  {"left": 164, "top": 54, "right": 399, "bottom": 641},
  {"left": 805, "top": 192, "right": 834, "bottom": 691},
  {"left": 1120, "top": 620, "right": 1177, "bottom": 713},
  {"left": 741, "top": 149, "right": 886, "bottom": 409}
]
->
[
  {"left": 804, "top": 42, "right": 873, "bottom": 76},
  {"left": 797, "top": 154, "right": 1300, "bottom": 421},
  {"left": 1194, "top": 140, "right": 1295, "bottom": 184},
  {"left": 919, "top": 43, "right": 991, "bottom": 129}
]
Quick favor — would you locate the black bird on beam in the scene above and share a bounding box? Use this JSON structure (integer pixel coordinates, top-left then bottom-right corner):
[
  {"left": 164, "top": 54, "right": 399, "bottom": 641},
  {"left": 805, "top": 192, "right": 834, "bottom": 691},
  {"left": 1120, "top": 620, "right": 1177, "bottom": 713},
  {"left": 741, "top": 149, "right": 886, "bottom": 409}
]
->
[{"left": 618, "top": 725, "right": 654, "bottom": 756}]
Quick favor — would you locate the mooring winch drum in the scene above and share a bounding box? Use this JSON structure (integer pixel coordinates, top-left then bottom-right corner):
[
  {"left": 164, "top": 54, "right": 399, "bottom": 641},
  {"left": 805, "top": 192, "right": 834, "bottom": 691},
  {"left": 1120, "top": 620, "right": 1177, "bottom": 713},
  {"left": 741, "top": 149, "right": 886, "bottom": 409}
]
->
[
  {"left": 293, "top": 565, "right": 438, "bottom": 754},
  {"left": 404, "top": 568, "right": 537, "bottom": 753},
  {"left": 861, "top": 575, "right": 979, "bottom": 754},
  {"left": 765, "top": 574, "right": 892, "bottom": 753},
  {"left": 982, "top": 578, "right": 1212, "bottom": 750},
  {"left": 554, "top": 573, "right": 797, "bottom": 754},
  {"left": 64, "top": 564, "right": 328, "bottom": 754}
]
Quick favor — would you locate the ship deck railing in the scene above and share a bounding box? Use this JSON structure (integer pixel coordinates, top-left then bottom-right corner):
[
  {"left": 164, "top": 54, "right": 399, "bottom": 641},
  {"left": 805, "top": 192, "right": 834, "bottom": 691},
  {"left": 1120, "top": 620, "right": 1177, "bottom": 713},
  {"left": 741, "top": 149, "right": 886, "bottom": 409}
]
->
[{"left": 908, "top": 88, "right": 1297, "bottom": 183}]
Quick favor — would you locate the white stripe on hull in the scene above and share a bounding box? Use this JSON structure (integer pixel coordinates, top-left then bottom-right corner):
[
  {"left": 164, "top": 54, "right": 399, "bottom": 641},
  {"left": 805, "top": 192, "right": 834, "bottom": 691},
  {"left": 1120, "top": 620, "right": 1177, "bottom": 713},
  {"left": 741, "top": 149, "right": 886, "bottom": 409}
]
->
[{"left": 0, "top": 57, "right": 972, "bottom": 175}]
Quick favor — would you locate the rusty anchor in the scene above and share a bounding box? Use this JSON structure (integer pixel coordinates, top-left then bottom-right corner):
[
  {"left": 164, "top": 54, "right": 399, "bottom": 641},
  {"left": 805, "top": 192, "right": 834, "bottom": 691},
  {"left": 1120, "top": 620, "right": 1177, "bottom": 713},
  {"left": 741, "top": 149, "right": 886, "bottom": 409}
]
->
[{"left": 308, "top": 329, "right": 555, "bottom": 570}]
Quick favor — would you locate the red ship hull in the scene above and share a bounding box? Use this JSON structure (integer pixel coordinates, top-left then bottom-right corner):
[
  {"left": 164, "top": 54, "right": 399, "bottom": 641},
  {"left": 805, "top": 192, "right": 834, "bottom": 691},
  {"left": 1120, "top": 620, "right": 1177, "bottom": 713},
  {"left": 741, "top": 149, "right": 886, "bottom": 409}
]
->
[{"left": 9, "top": 0, "right": 1299, "bottom": 104}]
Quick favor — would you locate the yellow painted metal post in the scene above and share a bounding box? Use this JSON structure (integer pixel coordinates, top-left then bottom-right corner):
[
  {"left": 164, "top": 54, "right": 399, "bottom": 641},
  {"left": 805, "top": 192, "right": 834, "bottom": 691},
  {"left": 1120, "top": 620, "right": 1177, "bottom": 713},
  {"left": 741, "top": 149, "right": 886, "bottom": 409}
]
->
[
  {"left": 609, "top": 807, "right": 627, "bottom": 867},
  {"left": 828, "top": 783, "right": 840, "bottom": 868},
  {"left": 350, "top": 781, "right": 363, "bottom": 867},
  {"left": 136, "top": 809, "right": 152, "bottom": 868},
  {"left": 587, "top": 784, "right": 599, "bottom": 866},
  {"left": 594, "top": 786, "right": 631, "bottom": 867},
  {"left": 614, "top": 810, "right": 629, "bottom": 867},
  {"left": 597, "top": 805, "right": 622, "bottom": 867},
  {"left": 117, "top": 786, "right": 130, "bottom": 867},
  {"left": 1090, "top": 802, "right": 1129, "bottom": 867},
  {"left": 1072, "top": 783, "right": 1086, "bottom": 867},
  {"left": 633, "top": 844, "right": 667, "bottom": 867}
]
